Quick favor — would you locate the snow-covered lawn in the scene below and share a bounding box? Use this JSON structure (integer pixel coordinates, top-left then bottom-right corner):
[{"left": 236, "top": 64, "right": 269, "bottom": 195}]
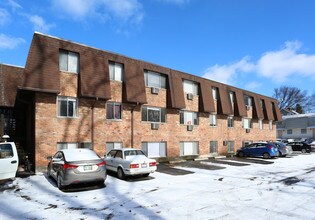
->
[{"left": 1, "top": 154, "right": 315, "bottom": 220}]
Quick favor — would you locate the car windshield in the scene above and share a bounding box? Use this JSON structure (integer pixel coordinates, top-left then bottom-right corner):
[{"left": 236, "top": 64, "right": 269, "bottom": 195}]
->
[
  {"left": 124, "top": 150, "right": 145, "bottom": 158},
  {"left": 63, "top": 149, "right": 100, "bottom": 162}
]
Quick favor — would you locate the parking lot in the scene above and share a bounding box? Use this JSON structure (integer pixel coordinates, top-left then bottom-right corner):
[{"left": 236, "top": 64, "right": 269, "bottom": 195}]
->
[{"left": 1, "top": 152, "right": 315, "bottom": 220}]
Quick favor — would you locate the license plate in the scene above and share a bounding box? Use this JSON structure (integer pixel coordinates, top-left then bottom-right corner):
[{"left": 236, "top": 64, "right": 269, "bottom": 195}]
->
[
  {"left": 84, "top": 165, "right": 92, "bottom": 171},
  {"left": 141, "top": 163, "right": 147, "bottom": 168}
]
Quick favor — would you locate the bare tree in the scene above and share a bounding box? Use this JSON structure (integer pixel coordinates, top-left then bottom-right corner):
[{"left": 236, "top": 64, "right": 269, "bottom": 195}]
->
[{"left": 273, "top": 86, "right": 309, "bottom": 111}]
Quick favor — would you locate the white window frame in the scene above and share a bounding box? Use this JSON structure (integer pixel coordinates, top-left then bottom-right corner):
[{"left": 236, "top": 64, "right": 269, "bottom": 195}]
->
[
  {"left": 180, "top": 142, "right": 199, "bottom": 156},
  {"left": 57, "top": 142, "right": 78, "bottom": 150},
  {"left": 180, "top": 111, "right": 198, "bottom": 125},
  {"left": 59, "top": 50, "right": 79, "bottom": 73},
  {"left": 242, "top": 118, "right": 251, "bottom": 129},
  {"left": 212, "top": 87, "right": 219, "bottom": 100},
  {"left": 229, "top": 92, "right": 234, "bottom": 105},
  {"left": 142, "top": 142, "right": 167, "bottom": 158},
  {"left": 142, "top": 106, "right": 166, "bottom": 123},
  {"left": 269, "top": 120, "right": 273, "bottom": 130},
  {"left": 210, "top": 114, "right": 217, "bottom": 127},
  {"left": 210, "top": 141, "right": 218, "bottom": 154},
  {"left": 227, "top": 116, "right": 234, "bottom": 128},
  {"left": 144, "top": 70, "right": 166, "bottom": 89},
  {"left": 109, "top": 61, "right": 124, "bottom": 82},
  {"left": 106, "top": 142, "right": 123, "bottom": 153},
  {"left": 244, "top": 95, "right": 252, "bottom": 107},
  {"left": 183, "top": 80, "right": 198, "bottom": 95},
  {"left": 106, "top": 102, "right": 122, "bottom": 120},
  {"left": 57, "top": 96, "right": 78, "bottom": 118},
  {"left": 259, "top": 119, "right": 263, "bottom": 130},
  {"left": 227, "top": 141, "right": 235, "bottom": 153}
]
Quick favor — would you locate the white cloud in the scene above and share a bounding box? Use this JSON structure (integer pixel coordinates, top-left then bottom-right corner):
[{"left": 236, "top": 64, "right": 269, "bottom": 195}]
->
[
  {"left": 7, "top": 0, "right": 22, "bottom": 11},
  {"left": 0, "top": 8, "right": 10, "bottom": 26},
  {"left": 256, "top": 41, "right": 315, "bottom": 82},
  {"left": 155, "top": 0, "right": 191, "bottom": 5},
  {"left": 51, "top": 0, "right": 144, "bottom": 24},
  {"left": 202, "top": 57, "right": 255, "bottom": 85},
  {"left": 28, "top": 15, "right": 55, "bottom": 33},
  {"left": 0, "top": 34, "right": 25, "bottom": 49}
]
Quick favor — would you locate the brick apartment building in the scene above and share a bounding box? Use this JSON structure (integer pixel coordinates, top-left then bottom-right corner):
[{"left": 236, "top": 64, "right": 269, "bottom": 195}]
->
[{"left": 0, "top": 32, "right": 281, "bottom": 172}]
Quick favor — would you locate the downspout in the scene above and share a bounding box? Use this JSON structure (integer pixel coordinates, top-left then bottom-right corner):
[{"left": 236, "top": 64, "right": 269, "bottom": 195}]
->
[
  {"left": 131, "top": 102, "right": 139, "bottom": 148},
  {"left": 91, "top": 97, "right": 98, "bottom": 150}
]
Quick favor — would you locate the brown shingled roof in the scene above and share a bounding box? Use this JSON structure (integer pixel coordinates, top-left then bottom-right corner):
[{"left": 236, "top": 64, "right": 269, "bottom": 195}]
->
[{"left": 0, "top": 64, "right": 23, "bottom": 107}]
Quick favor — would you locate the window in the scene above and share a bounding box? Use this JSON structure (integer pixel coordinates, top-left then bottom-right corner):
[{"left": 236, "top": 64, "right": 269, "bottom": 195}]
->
[
  {"left": 227, "top": 116, "right": 234, "bottom": 128},
  {"left": 210, "top": 114, "right": 217, "bottom": 127},
  {"left": 260, "top": 99, "right": 264, "bottom": 109},
  {"left": 242, "top": 141, "right": 253, "bottom": 147},
  {"left": 180, "top": 111, "right": 198, "bottom": 125},
  {"left": 227, "top": 141, "right": 235, "bottom": 153},
  {"left": 180, "top": 142, "right": 199, "bottom": 156},
  {"left": 183, "top": 80, "right": 198, "bottom": 95},
  {"left": 106, "top": 102, "right": 122, "bottom": 120},
  {"left": 57, "top": 143, "right": 78, "bottom": 150},
  {"left": 287, "top": 129, "right": 292, "bottom": 134},
  {"left": 210, "top": 141, "right": 218, "bottom": 154},
  {"left": 269, "top": 120, "right": 273, "bottom": 130},
  {"left": 80, "top": 142, "right": 92, "bottom": 149},
  {"left": 142, "top": 142, "right": 167, "bottom": 158},
  {"left": 144, "top": 71, "right": 166, "bottom": 88},
  {"left": 242, "top": 118, "right": 251, "bottom": 129},
  {"left": 259, "top": 119, "right": 263, "bottom": 130},
  {"left": 301, "top": 129, "right": 307, "bottom": 134},
  {"left": 212, "top": 87, "right": 219, "bottom": 100},
  {"left": 59, "top": 50, "right": 79, "bottom": 73},
  {"left": 109, "top": 61, "right": 124, "bottom": 81},
  {"left": 142, "top": 106, "right": 166, "bottom": 123},
  {"left": 57, "top": 96, "right": 78, "bottom": 118},
  {"left": 0, "top": 144, "right": 13, "bottom": 158},
  {"left": 106, "top": 142, "right": 123, "bottom": 153},
  {"left": 244, "top": 95, "right": 252, "bottom": 106},
  {"left": 229, "top": 92, "right": 235, "bottom": 105}
]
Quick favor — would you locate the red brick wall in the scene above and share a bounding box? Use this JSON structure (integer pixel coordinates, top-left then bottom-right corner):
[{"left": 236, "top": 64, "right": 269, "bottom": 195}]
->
[{"left": 34, "top": 74, "right": 276, "bottom": 170}]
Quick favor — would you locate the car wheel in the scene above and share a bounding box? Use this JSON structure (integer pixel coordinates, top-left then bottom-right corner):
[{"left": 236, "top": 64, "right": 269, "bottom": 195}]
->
[
  {"left": 57, "top": 174, "right": 64, "bottom": 190},
  {"left": 117, "top": 167, "right": 126, "bottom": 180},
  {"left": 237, "top": 151, "right": 245, "bottom": 157},
  {"left": 143, "top": 173, "right": 150, "bottom": 177},
  {"left": 263, "top": 153, "right": 270, "bottom": 159},
  {"left": 301, "top": 148, "right": 306, "bottom": 153}
]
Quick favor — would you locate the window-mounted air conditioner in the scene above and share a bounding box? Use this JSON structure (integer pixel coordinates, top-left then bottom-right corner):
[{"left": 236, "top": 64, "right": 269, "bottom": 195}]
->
[
  {"left": 187, "top": 93, "right": 194, "bottom": 100},
  {"left": 223, "top": 141, "right": 228, "bottom": 146},
  {"left": 151, "top": 123, "right": 160, "bottom": 130},
  {"left": 246, "top": 129, "right": 250, "bottom": 133},
  {"left": 151, "top": 87, "right": 159, "bottom": 94},
  {"left": 187, "top": 125, "right": 193, "bottom": 131}
]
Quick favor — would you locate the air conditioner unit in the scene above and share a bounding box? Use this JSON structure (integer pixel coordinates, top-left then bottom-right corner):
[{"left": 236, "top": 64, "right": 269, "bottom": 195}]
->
[
  {"left": 246, "top": 129, "right": 250, "bottom": 133},
  {"left": 223, "top": 141, "right": 228, "bottom": 146},
  {"left": 187, "top": 125, "right": 193, "bottom": 131},
  {"left": 151, "top": 87, "right": 159, "bottom": 94},
  {"left": 151, "top": 123, "right": 159, "bottom": 130},
  {"left": 187, "top": 93, "right": 194, "bottom": 100},
  {"left": 246, "top": 106, "right": 250, "bottom": 111}
]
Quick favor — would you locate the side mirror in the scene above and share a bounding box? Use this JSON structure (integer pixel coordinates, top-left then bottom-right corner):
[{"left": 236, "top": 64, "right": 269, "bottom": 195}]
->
[{"left": 47, "top": 156, "right": 52, "bottom": 160}]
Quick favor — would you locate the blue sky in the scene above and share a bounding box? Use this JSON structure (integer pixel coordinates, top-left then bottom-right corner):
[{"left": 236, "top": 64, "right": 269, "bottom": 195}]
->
[{"left": 1, "top": 0, "right": 315, "bottom": 98}]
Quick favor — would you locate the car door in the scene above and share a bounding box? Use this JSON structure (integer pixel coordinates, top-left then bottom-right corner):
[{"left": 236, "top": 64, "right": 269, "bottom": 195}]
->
[
  {"left": 255, "top": 143, "right": 266, "bottom": 156},
  {"left": 112, "top": 150, "right": 125, "bottom": 171},
  {"left": 105, "top": 150, "right": 117, "bottom": 171},
  {"left": 0, "top": 143, "right": 19, "bottom": 180},
  {"left": 243, "top": 144, "right": 255, "bottom": 156},
  {"left": 51, "top": 152, "right": 64, "bottom": 179}
]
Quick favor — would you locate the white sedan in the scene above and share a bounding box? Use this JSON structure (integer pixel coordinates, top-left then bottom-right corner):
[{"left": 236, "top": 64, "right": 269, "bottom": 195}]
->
[{"left": 104, "top": 148, "right": 157, "bottom": 179}]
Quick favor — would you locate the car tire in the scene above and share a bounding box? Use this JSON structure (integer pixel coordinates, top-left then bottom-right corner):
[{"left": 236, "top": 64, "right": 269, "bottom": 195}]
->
[
  {"left": 143, "top": 173, "right": 150, "bottom": 177},
  {"left": 237, "top": 151, "right": 245, "bottom": 157},
  {"left": 263, "top": 153, "right": 270, "bottom": 159},
  {"left": 57, "top": 174, "right": 64, "bottom": 190},
  {"left": 117, "top": 167, "right": 126, "bottom": 180},
  {"left": 301, "top": 148, "right": 306, "bottom": 153}
]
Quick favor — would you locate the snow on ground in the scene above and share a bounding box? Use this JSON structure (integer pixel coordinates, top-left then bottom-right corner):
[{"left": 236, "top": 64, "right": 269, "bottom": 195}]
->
[{"left": 1, "top": 154, "right": 315, "bottom": 220}]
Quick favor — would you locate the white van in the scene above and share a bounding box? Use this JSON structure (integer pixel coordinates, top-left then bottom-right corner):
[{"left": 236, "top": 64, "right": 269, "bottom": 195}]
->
[{"left": 0, "top": 140, "right": 19, "bottom": 180}]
